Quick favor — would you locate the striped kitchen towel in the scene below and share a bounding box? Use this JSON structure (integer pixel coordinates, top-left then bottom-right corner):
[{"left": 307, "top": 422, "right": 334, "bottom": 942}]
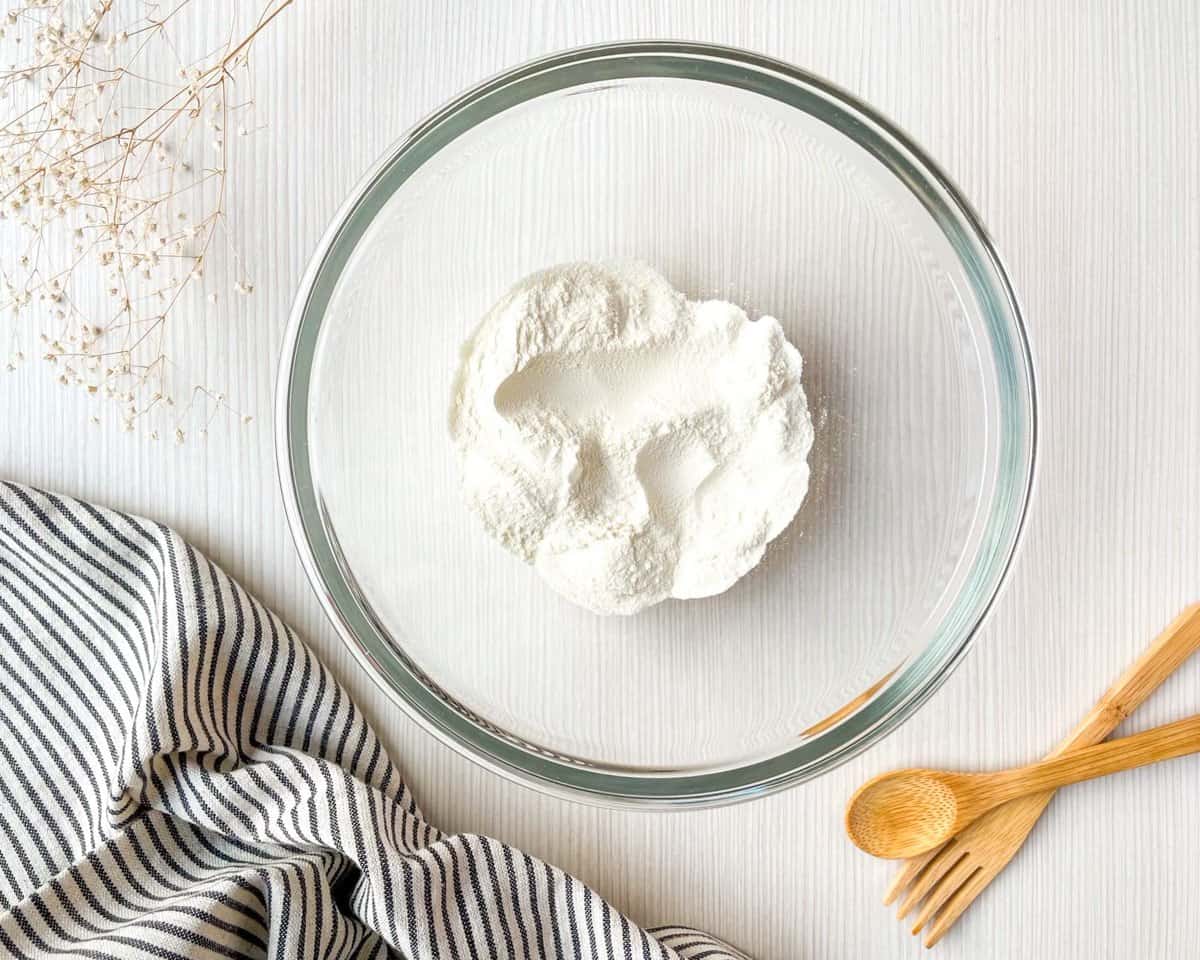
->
[{"left": 0, "top": 481, "right": 746, "bottom": 959}]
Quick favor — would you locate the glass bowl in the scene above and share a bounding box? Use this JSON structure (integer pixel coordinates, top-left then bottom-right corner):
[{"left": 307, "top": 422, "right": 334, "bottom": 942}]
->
[{"left": 276, "top": 42, "right": 1036, "bottom": 807}]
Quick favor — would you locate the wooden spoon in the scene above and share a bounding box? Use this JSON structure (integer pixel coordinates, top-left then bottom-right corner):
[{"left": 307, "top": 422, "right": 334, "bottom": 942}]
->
[{"left": 846, "top": 713, "right": 1200, "bottom": 859}]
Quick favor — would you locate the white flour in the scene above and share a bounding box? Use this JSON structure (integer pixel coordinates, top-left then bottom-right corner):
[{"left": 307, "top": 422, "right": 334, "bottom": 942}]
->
[{"left": 449, "top": 261, "right": 813, "bottom": 615}]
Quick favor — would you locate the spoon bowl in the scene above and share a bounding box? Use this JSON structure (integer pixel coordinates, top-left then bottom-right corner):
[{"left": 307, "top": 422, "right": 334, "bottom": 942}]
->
[{"left": 846, "top": 771, "right": 966, "bottom": 859}]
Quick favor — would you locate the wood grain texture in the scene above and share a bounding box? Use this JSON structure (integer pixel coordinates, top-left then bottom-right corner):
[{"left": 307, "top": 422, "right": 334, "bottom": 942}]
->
[{"left": 2, "top": 1, "right": 1199, "bottom": 957}]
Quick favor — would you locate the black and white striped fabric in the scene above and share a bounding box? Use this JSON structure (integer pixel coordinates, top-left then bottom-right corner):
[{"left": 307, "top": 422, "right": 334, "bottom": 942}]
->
[{"left": 0, "top": 482, "right": 746, "bottom": 959}]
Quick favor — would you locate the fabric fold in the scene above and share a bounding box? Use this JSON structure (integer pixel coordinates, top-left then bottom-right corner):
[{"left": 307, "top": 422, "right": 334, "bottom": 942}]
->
[{"left": 0, "top": 481, "right": 745, "bottom": 959}]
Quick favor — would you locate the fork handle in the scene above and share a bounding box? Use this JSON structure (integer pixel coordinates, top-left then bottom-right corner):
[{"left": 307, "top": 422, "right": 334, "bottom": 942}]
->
[{"left": 1048, "top": 603, "right": 1200, "bottom": 758}]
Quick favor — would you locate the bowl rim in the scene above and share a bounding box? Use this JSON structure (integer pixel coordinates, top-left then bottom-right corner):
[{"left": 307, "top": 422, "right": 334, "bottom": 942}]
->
[{"left": 275, "top": 40, "right": 1038, "bottom": 809}]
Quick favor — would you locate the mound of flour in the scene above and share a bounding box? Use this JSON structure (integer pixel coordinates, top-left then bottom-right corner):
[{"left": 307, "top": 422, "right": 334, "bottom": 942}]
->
[{"left": 449, "top": 262, "right": 813, "bottom": 615}]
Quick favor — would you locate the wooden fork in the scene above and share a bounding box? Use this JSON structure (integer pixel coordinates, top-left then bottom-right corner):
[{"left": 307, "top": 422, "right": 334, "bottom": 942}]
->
[{"left": 883, "top": 603, "right": 1200, "bottom": 946}]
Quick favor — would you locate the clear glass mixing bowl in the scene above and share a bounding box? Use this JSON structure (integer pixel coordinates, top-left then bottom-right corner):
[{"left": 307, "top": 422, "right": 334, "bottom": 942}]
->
[{"left": 277, "top": 42, "right": 1036, "bottom": 807}]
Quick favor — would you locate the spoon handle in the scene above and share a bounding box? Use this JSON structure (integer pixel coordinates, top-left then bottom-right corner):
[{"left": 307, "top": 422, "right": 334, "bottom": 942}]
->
[{"left": 995, "top": 713, "right": 1200, "bottom": 800}]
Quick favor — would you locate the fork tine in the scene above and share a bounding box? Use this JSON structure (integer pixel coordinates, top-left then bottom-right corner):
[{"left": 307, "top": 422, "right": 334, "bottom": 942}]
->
[
  {"left": 882, "top": 843, "right": 942, "bottom": 906},
  {"left": 894, "top": 840, "right": 964, "bottom": 920},
  {"left": 921, "top": 865, "right": 994, "bottom": 947},
  {"left": 910, "top": 860, "right": 981, "bottom": 935}
]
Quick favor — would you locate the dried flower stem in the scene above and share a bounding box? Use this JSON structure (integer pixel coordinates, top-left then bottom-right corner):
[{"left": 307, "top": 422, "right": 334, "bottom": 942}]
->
[{"left": 1, "top": 0, "right": 290, "bottom": 434}]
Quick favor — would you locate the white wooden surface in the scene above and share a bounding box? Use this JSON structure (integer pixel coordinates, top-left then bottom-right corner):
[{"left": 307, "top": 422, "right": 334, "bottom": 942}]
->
[{"left": 4, "top": 2, "right": 1200, "bottom": 957}]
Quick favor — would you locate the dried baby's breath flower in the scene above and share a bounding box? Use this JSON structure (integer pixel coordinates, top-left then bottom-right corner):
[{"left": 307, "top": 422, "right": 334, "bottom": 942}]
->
[{"left": 1, "top": 0, "right": 292, "bottom": 437}]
